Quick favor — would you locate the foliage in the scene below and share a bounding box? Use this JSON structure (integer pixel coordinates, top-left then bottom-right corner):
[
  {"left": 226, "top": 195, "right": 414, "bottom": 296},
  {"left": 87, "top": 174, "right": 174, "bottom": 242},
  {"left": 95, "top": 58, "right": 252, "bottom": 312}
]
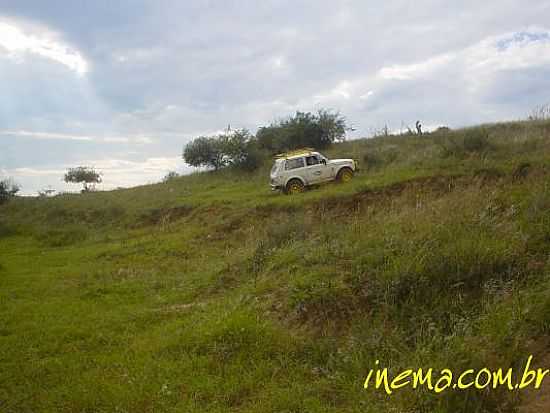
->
[
  {"left": 0, "top": 178, "right": 20, "bottom": 204},
  {"left": 257, "top": 109, "right": 347, "bottom": 153},
  {"left": 64, "top": 167, "right": 102, "bottom": 192},
  {"left": 183, "top": 136, "right": 225, "bottom": 170},
  {"left": 235, "top": 140, "right": 264, "bottom": 171},
  {"left": 183, "top": 129, "right": 263, "bottom": 171}
]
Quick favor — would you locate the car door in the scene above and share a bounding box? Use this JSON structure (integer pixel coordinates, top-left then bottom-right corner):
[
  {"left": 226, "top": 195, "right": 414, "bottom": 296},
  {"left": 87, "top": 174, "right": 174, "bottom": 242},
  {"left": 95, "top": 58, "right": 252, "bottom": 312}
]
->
[{"left": 305, "top": 155, "right": 332, "bottom": 184}]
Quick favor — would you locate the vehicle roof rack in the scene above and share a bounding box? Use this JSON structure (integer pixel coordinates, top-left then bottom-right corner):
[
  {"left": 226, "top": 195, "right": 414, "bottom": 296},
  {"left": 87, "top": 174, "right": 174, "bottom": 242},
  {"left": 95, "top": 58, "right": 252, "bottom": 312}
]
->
[{"left": 274, "top": 147, "right": 316, "bottom": 159}]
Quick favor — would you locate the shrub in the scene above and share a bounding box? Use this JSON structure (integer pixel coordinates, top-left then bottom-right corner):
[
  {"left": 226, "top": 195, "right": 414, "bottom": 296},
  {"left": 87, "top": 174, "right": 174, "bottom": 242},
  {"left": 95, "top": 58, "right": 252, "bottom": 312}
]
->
[
  {"left": 0, "top": 178, "right": 19, "bottom": 204},
  {"left": 439, "top": 128, "right": 491, "bottom": 158}
]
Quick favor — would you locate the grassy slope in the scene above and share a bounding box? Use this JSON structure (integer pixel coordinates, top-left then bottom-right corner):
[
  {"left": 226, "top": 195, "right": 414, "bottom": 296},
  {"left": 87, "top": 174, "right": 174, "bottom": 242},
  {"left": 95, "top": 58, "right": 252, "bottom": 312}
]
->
[{"left": 1, "top": 121, "right": 550, "bottom": 412}]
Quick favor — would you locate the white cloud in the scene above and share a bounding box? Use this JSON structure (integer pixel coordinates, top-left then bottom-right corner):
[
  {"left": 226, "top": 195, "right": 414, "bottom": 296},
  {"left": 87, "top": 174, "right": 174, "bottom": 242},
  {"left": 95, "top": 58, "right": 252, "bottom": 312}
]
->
[
  {"left": 0, "top": 20, "right": 88, "bottom": 75},
  {"left": 378, "top": 53, "right": 455, "bottom": 80},
  {"left": 0, "top": 130, "right": 93, "bottom": 141},
  {"left": 464, "top": 28, "right": 550, "bottom": 93},
  {"left": 377, "top": 27, "right": 550, "bottom": 83},
  {"left": 359, "top": 91, "right": 374, "bottom": 100},
  {"left": 11, "top": 167, "right": 66, "bottom": 176},
  {"left": 305, "top": 80, "right": 356, "bottom": 107},
  {"left": 0, "top": 130, "right": 154, "bottom": 144}
]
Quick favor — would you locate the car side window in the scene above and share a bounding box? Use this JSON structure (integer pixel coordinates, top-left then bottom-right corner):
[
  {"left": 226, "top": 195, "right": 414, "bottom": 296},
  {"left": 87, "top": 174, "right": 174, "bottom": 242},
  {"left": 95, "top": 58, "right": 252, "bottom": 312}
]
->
[
  {"left": 305, "top": 155, "right": 320, "bottom": 166},
  {"left": 285, "top": 157, "right": 305, "bottom": 170}
]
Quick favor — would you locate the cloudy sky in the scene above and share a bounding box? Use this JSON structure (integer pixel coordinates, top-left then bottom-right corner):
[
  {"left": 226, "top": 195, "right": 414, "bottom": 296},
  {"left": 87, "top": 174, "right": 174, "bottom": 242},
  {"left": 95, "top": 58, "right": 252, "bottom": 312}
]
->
[{"left": 1, "top": 1, "right": 549, "bottom": 194}]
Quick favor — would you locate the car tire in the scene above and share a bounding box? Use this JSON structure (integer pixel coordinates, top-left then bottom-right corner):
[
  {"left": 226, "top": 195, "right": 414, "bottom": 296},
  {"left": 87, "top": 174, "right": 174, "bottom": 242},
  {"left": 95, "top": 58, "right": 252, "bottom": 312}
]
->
[
  {"left": 336, "top": 167, "right": 354, "bottom": 183},
  {"left": 285, "top": 179, "right": 305, "bottom": 195}
]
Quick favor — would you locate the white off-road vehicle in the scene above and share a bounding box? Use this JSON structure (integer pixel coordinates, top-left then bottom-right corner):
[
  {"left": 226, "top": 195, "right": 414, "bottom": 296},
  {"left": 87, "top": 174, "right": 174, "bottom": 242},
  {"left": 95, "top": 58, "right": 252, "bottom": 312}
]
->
[{"left": 270, "top": 148, "right": 358, "bottom": 194}]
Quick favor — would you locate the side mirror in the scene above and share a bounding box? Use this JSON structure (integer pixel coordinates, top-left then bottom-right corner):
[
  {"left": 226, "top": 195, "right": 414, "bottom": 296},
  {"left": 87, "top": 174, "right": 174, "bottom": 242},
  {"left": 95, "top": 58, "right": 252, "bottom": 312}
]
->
[{"left": 321, "top": 159, "right": 326, "bottom": 165}]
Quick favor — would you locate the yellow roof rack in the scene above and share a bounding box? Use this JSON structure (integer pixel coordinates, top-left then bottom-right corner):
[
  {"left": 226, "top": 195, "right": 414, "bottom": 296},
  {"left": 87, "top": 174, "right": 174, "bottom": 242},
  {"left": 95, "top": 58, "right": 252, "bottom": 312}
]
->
[{"left": 274, "top": 147, "right": 316, "bottom": 159}]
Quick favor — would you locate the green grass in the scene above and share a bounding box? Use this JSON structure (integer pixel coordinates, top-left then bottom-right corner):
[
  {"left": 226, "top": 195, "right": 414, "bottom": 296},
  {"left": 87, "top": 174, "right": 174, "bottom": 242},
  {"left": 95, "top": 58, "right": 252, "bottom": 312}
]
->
[{"left": 1, "top": 120, "right": 550, "bottom": 412}]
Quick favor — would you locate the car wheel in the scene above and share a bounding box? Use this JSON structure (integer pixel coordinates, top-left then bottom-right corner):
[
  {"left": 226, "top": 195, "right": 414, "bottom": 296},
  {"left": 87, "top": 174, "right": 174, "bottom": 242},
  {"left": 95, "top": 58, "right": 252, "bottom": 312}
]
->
[
  {"left": 337, "top": 167, "right": 354, "bottom": 183},
  {"left": 286, "top": 179, "right": 305, "bottom": 195}
]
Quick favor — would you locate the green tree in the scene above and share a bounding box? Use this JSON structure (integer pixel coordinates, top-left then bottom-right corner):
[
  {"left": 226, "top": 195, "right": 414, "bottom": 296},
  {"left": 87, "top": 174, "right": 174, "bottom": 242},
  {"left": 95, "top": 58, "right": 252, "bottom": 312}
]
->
[
  {"left": 0, "top": 178, "right": 19, "bottom": 204},
  {"left": 64, "top": 167, "right": 102, "bottom": 192},
  {"left": 183, "top": 129, "right": 263, "bottom": 171},
  {"left": 317, "top": 109, "right": 347, "bottom": 144},
  {"left": 222, "top": 130, "right": 263, "bottom": 171},
  {"left": 218, "top": 129, "right": 253, "bottom": 165},
  {"left": 256, "top": 125, "right": 286, "bottom": 153},
  {"left": 183, "top": 136, "right": 225, "bottom": 170}
]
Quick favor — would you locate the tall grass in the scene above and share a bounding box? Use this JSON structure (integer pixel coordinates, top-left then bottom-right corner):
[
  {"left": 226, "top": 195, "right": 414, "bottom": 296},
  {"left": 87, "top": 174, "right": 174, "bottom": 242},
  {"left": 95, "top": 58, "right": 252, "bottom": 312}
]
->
[{"left": 1, "top": 120, "right": 550, "bottom": 412}]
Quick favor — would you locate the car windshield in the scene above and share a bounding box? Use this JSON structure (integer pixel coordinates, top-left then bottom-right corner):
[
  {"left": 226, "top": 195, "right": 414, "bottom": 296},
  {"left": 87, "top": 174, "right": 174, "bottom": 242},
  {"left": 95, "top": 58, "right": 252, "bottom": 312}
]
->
[{"left": 270, "top": 162, "right": 280, "bottom": 174}]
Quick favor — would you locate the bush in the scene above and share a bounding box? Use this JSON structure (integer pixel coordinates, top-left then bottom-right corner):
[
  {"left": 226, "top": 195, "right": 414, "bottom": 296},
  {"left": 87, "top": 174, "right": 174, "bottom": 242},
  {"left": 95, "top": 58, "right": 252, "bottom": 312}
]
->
[
  {"left": 0, "top": 178, "right": 19, "bottom": 204},
  {"left": 439, "top": 128, "right": 491, "bottom": 158}
]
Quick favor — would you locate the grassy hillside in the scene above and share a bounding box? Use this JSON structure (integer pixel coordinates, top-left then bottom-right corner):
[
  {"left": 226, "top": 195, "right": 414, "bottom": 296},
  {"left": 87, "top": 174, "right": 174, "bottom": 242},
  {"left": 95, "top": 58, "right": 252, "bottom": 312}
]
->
[{"left": 1, "top": 120, "right": 550, "bottom": 412}]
